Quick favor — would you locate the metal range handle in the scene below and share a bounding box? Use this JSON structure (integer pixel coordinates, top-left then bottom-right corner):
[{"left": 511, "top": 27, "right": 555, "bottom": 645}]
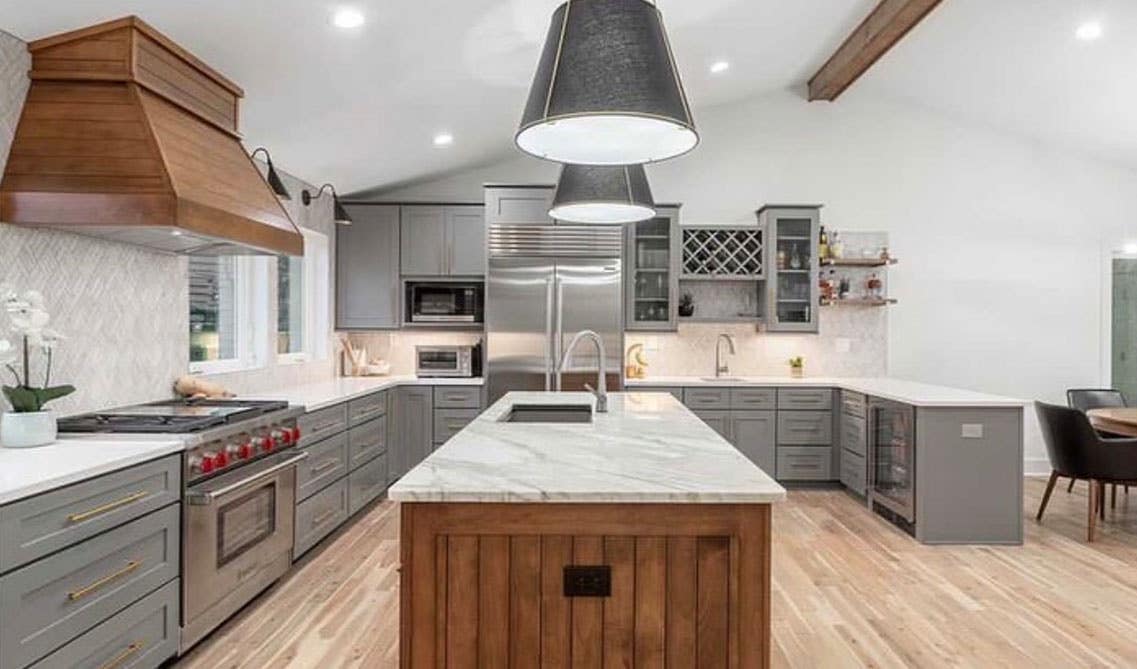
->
[
  {"left": 68, "top": 559, "right": 142, "bottom": 601},
  {"left": 98, "top": 641, "right": 144, "bottom": 669},
  {"left": 186, "top": 451, "right": 309, "bottom": 506},
  {"left": 555, "top": 278, "right": 564, "bottom": 391},
  {"left": 67, "top": 490, "right": 149, "bottom": 523},
  {"left": 545, "top": 277, "right": 554, "bottom": 391}
]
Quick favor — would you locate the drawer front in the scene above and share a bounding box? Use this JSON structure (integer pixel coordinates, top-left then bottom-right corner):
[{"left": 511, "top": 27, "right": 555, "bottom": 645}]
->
[
  {"left": 433, "top": 386, "right": 482, "bottom": 410},
  {"left": 777, "top": 388, "right": 834, "bottom": 411},
  {"left": 297, "top": 432, "right": 349, "bottom": 501},
  {"left": 777, "top": 446, "right": 833, "bottom": 481},
  {"left": 348, "top": 454, "right": 388, "bottom": 516},
  {"left": 0, "top": 505, "right": 179, "bottom": 669},
  {"left": 634, "top": 386, "right": 684, "bottom": 402},
  {"left": 298, "top": 404, "right": 349, "bottom": 447},
  {"left": 840, "top": 390, "right": 867, "bottom": 419},
  {"left": 348, "top": 391, "right": 387, "bottom": 427},
  {"left": 28, "top": 578, "right": 178, "bottom": 669},
  {"left": 730, "top": 388, "right": 776, "bottom": 411},
  {"left": 348, "top": 416, "right": 387, "bottom": 470},
  {"left": 840, "top": 450, "right": 867, "bottom": 495},
  {"left": 683, "top": 387, "right": 730, "bottom": 410},
  {"left": 777, "top": 410, "right": 833, "bottom": 445},
  {"left": 295, "top": 478, "right": 348, "bottom": 559},
  {"left": 0, "top": 455, "right": 180, "bottom": 572},
  {"left": 433, "top": 409, "right": 479, "bottom": 445},
  {"left": 693, "top": 410, "right": 732, "bottom": 441},
  {"left": 841, "top": 414, "right": 867, "bottom": 457}
]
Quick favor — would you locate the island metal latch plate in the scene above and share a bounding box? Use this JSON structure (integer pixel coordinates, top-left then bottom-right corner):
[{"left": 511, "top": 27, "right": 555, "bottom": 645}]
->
[{"left": 563, "top": 565, "right": 611, "bottom": 597}]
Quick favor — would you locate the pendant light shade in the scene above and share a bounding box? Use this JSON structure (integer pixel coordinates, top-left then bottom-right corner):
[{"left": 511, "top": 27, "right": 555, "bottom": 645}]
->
[
  {"left": 301, "top": 184, "right": 353, "bottom": 225},
  {"left": 517, "top": 0, "right": 697, "bottom": 166},
  {"left": 250, "top": 147, "right": 291, "bottom": 200},
  {"left": 550, "top": 164, "right": 655, "bottom": 224}
]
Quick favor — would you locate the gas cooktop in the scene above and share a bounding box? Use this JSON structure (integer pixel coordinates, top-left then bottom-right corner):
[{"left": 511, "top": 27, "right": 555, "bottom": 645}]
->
[{"left": 58, "top": 398, "right": 291, "bottom": 434}]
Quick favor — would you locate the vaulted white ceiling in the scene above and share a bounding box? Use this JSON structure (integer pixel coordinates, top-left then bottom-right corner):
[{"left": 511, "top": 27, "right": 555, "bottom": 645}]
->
[{"left": 1, "top": 0, "right": 1134, "bottom": 193}]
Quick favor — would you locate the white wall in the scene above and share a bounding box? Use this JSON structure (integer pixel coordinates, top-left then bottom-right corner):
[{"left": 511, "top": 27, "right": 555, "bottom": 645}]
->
[{"left": 375, "top": 88, "right": 1137, "bottom": 473}]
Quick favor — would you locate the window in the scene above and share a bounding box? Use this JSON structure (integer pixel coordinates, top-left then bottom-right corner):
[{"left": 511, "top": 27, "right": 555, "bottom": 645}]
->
[
  {"left": 276, "top": 229, "right": 330, "bottom": 364},
  {"left": 277, "top": 254, "right": 304, "bottom": 356},
  {"left": 189, "top": 256, "right": 268, "bottom": 374}
]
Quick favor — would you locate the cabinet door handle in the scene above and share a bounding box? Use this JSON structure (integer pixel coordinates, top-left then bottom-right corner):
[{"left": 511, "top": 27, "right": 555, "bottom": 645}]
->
[
  {"left": 312, "top": 508, "right": 339, "bottom": 528},
  {"left": 67, "top": 490, "right": 149, "bottom": 523},
  {"left": 68, "top": 559, "right": 142, "bottom": 601},
  {"left": 98, "top": 641, "right": 144, "bottom": 669},
  {"left": 311, "top": 459, "right": 340, "bottom": 475}
]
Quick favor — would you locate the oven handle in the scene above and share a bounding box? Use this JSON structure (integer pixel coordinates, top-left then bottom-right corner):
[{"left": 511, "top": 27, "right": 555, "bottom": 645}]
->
[{"left": 186, "top": 451, "right": 309, "bottom": 506}]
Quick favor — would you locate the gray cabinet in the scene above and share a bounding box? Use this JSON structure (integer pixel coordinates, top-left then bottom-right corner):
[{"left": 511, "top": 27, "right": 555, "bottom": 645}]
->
[
  {"left": 296, "top": 431, "right": 349, "bottom": 502},
  {"left": 401, "top": 205, "right": 486, "bottom": 277},
  {"left": 389, "top": 386, "right": 434, "bottom": 483},
  {"left": 693, "top": 410, "right": 731, "bottom": 440},
  {"left": 337, "top": 203, "right": 401, "bottom": 329},
  {"left": 484, "top": 185, "right": 554, "bottom": 225},
  {"left": 446, "top": 206, "right": 486, "bottom": 276},
  {"left": 626, "top": 206, "right": 680, "bottom": 331},
  {"left": 294, "top": 477, "right": 348, "bottom": 559},
  {"left": 348, "top": 454, "right": 388, "bottom": 516},
  {"left": 839, "top": 391, "right": 868, "bottom": 496},
  {"left": 730, "top": 411, "right": 777, "bottom": 474},
  {"left": 348, "top": 416, "right": 387, "bottom": 469},
  {"left": 758, "top": 205, "right": 821, "bottom": 333}
]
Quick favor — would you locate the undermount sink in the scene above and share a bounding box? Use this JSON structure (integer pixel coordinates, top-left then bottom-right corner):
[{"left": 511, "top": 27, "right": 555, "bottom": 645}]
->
[
  {"left": 501, "top": 403, "right": 593, "bottom": 424},
  {"left": 700, "top": 376, "right": 745, "bottom": 382}
]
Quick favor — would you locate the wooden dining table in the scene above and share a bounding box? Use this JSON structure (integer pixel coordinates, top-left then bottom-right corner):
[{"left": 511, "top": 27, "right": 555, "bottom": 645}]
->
[{"left": 1087, "top": 407, "right": 1137, "bottom": 437}]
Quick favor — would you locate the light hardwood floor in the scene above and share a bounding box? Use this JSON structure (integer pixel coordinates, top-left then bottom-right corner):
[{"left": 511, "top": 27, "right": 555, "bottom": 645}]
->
[{"left": 177, "top": 478, "right": 1137, "bottom": 668}]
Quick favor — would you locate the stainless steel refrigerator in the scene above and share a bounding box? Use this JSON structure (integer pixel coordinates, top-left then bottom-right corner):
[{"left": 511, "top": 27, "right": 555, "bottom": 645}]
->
[{"left": 486, "top": 223, "right": 624, "bottom": 404}]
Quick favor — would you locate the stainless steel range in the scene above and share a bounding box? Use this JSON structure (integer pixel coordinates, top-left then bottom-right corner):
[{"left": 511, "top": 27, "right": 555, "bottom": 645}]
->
[{"left": 59, "top": 398, "right": 308, "bottom": 652}]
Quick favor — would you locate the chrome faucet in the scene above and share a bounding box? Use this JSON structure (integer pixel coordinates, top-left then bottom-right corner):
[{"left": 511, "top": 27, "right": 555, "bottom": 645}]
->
[
  {"left": 560, "top": 330, "right": 608, "bottom": 413},
  {"left": 715, "top": 333, "right": 736, "bottom": 378}
]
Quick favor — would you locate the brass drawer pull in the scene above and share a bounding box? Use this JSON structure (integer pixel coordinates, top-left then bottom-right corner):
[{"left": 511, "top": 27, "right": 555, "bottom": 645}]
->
[
  {"left": 312, "top": 508, "right": 339, "bottom": 528},
  {"left": 98, "top": 641, "right": 144, "bottom": 669},
  {"left": 68, "top": 559, "right": 142, "bottom": 601},
  {"left": 67, "top": 491, "right": 149, "bottom": 523},
  {"left": 311, "top": 459, "right": 340, "bottom": 475}
]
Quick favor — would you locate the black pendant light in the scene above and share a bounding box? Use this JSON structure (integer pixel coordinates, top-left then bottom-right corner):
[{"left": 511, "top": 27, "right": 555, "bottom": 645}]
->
[
  {"left": 249, "top": 147, "right": 291, "bottom": 200},
  {"left": 550, "top": 164, "right": 655, "bottom": 223},
  {"left": 517, "top": 0, "right": 697, "bottom": 166},
  {"left": 301, "top": 184, "right": 352, "bottom": 225}
]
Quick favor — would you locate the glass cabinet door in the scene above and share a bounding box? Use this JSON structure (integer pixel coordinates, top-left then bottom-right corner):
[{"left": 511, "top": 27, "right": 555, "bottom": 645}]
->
[
  {"left": 759, "top": 206, "right": 820, "bottom": 332},
  {"left": 626, "top": 207, "right": 679, "bottom": 331}
]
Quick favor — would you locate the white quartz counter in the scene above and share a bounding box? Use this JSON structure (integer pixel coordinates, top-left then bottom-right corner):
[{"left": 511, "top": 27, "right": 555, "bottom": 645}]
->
[
  {"left": 0, "top": 438, "right": 184, "bottom": 505},
  {"left": 388, "top": 391, "right": 786, "bottom": 504},
  {"left": 626, "top": 376, "right": 1026, "bottom": 408},
  {"left": 244, "top": 375, "right": 484, "bottom": 412}
]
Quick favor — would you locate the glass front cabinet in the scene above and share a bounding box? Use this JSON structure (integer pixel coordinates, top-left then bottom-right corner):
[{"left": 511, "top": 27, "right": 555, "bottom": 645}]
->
[
  {"left": 625, "top": 205, "right": 681, "bottom": 331},
  {"left": 757, "top": 205, "right": 821, "bottom": 333}
]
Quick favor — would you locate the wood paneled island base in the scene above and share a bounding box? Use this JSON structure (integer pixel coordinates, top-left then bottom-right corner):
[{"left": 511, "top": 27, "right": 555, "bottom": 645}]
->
[{"left": 400, "top": 502, "right": 772, "bottom": 668}]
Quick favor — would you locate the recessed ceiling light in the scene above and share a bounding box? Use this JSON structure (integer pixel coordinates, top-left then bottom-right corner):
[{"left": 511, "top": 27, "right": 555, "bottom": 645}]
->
[
  {"left": 433, "top": 133, "right": 454, "bottom": 147},
  {"left": 710, "top": 60, "right": 730, "bottom": 75},
  {"left": 332, "top": 7, "right": 365, "bottom": 29},
  {"left": 1076, "top": 21, "right": 1103, "bottom": 41}
]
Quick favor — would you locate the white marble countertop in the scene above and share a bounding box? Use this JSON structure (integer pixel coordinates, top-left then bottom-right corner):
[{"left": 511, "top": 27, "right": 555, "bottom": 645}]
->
[
  {"left": 244, "top": 375, "right": 484, "bottom": 412},
  {"left": 626, "top": 376, "right": 1026, "bottom": 408},
  {"left": 0, "top": 438, "right": 184, "bottom": 505},
  {"left": 388, "top": 391, "right": 786, "bottom": 504}
]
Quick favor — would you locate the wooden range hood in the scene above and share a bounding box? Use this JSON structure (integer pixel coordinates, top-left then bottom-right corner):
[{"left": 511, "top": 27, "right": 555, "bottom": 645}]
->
[{"left": 0, "top": 16, "right": 303, "bottom": 256}]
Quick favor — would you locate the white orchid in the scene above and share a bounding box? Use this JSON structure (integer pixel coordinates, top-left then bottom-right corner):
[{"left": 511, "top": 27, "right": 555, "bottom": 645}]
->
[
  {"left": 0, "top": 286, "right": 74, "bottom": 413},
  {"left": 7, "top": 304, "right": 49, "bottom": 337},
  {"left": 0, "top": 338, "right": 16, "bottom": 366},
  {"left": 36, "top": 328, "right": 65, "bottom": 352}
]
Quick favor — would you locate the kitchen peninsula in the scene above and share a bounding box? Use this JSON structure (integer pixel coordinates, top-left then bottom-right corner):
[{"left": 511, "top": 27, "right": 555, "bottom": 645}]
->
[{"left": 388, "top": 391, "right": 785, "bottom": 668}]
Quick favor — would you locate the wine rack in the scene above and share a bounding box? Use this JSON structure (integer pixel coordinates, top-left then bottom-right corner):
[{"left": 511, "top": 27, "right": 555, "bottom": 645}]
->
[{"left": 680, "top": 227, "right": 764, "bottom": 279}]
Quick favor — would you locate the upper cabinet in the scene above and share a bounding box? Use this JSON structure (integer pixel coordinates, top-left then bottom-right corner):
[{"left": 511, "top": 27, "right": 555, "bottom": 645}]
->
[
  {"left": 758, "top": 205, "right": 821, "bottom": 333},
  {"left": 338, "top": 204, "right": 401, "bottom": 330},
  {"left": 484, "top": 186, "right": 555, "bottom": 225},
  {"left": 626, "top": 206, "right": 680, "bottom": 331},
  {"left": 401, "top": 205, "right": 485, "bottom": 277}
]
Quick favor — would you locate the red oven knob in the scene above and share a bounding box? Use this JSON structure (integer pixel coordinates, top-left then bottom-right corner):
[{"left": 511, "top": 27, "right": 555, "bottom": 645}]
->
[
  {"left": 213, "top": 451, "right": 229, "bottom": 468},
  {"left": 200, "top": 454, "right": 215, "bottom": 474},
  {"left": 291, "top": 426, "right": 302, "bottom": 443},
  {"left": 238, "top": 442, "right": 253, "bottom": 459},
  {"left": 281, "top": 429, "right": 294, "bottom": 445}
]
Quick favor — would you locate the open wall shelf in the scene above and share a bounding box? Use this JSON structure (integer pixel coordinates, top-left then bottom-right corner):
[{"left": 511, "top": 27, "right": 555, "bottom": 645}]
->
[{"left": 821, "top": 257, "right": 897, "bottom": 268}]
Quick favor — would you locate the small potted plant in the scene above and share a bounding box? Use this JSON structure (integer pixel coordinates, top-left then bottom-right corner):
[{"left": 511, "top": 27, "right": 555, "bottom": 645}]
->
[
  {"left": 678, "top": 293, "right": 695, "bottom": 318},
  {"left": 788, "top": 356, "right": 805, "bottom": 379},
  {"left": 0, "top": 285, "right": 74, "bottom": 448}
]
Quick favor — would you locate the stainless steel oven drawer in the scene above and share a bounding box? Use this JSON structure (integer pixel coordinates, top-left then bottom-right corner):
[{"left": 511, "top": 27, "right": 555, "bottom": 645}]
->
[
  {"left": 28, "top": 578, "right": 178, "bottom": 669},
  {"left": 777, "top": 388, "right": 834, "bottom": 411},
  {"left": 0, "top": 455, "right": 180, "bottom": 573},
  {"left": 777, "top": 410, "right": 833, "bottom": 445},
  {"left": 433, "top": 386, "right": 482, "bottom": 409},
  {"left": 294, "top": 478, "right": 348, "bottom": 559},
  {"left": 730, "top": 388, "right": 776, "bottom": 410},
  {"left": 348, "top": 454, "right": 388, "bottom": 516},
  {"left": 348, "top": 416, "right": 387, "bottom": 469},
  {"left": 840, "top": 390, "right": 867, "bottom": 419},
  {"left": 433, "top": 409, "right": 479, "bottom": 445},
  {"left": 777, "top": 446, "right": 833, "bottom": 481},
  {"left": 347, "top": 391, "right": 387, "bottom": 427},
  {"left": 840, "top": 450, "right": 867, "bottom": 496},
  {"left": 297, "top": 404, "right": 349, "bottom": 447},
  {"left": 683, "top": 387, "right": 730, "bottom": 410},
  {"left": 297, "top": 433, "right": 349, "bottom": 502},
  {"left": 0, "top": 505, "right": 178, "bottom": 669},
  {"left": 841, "top": 413, "right": 867, "bottom": 457}
]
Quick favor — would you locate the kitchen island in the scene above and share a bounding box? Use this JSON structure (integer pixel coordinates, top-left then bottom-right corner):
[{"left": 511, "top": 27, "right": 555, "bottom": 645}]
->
[{"left": 388, "top": 391, "right": 785, "bottom": 668}]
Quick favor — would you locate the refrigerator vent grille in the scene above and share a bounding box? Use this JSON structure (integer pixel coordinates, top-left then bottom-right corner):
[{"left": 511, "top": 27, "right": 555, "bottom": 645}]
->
[{"left": 489, "top": 224, "right": 623, "bottom": 258}]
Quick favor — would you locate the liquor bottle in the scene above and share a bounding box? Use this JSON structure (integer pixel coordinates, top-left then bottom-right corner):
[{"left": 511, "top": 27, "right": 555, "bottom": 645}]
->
[{"left": 819, "top": 225, "right": 829, "bottom": 260}]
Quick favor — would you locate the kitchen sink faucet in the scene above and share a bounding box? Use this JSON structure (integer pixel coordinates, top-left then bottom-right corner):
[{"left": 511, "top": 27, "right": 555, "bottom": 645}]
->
[
  {"left": 716, "top": 333, "right": 737, "bottom": 378},
  {"left": 560, "top": 330, "right": 608, "bottom": 413}
]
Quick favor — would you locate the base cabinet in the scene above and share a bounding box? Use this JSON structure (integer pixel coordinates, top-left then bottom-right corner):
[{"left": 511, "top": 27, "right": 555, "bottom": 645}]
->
[
  {"left": 731, "top": 411, "right": 777, "bottom": 475},
  {"left": 294, "top": 478, "right": 349, "bottom": 559}
]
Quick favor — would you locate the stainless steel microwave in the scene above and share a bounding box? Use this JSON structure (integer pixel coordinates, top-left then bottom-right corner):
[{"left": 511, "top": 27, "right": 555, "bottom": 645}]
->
[
  {"left": 416, "top": 344, "right": 481, "bottom": 378},
  {"left": 405, "top": 281, "right": 484, "bottom": 326}
]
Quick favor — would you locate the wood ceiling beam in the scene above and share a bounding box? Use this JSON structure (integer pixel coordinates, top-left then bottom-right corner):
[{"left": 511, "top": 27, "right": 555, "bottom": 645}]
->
[{"left": 808, "top": 0, "right": 943, "bottom": 102}]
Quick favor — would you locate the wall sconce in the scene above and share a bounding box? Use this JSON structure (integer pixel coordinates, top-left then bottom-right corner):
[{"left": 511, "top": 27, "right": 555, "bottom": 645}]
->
[
  {"left": 301, "top": 184, "right": 352, "bottom": 225},
  {"left": 249, "top": 147, "right": 291, "bottom": 200}
]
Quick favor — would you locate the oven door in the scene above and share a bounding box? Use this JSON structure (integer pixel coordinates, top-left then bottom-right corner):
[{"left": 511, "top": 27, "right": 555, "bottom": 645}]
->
[
  {"left": 868, "top": 399, "right": 916, "bottom": 523},
  {"left": 417, "top": 348, "right": 469, "bottom": 377},
  {"left": 182, "top": 449, "right": 307, "bottom": 649}
]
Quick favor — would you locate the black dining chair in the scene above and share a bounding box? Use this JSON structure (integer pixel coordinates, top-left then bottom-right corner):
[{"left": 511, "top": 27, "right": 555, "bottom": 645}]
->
[
  {"left": 1066, "top": 389, "right": 1130, "bottom": 501},
  {"left": 1035, "top": 401, "right": 1137, "bottom": 541}
]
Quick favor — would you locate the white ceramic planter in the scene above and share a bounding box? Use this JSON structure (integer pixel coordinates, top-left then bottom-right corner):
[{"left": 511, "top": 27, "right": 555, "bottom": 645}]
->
[{"left": 1, "top": 411, "right": 57, "bottom": 448}]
